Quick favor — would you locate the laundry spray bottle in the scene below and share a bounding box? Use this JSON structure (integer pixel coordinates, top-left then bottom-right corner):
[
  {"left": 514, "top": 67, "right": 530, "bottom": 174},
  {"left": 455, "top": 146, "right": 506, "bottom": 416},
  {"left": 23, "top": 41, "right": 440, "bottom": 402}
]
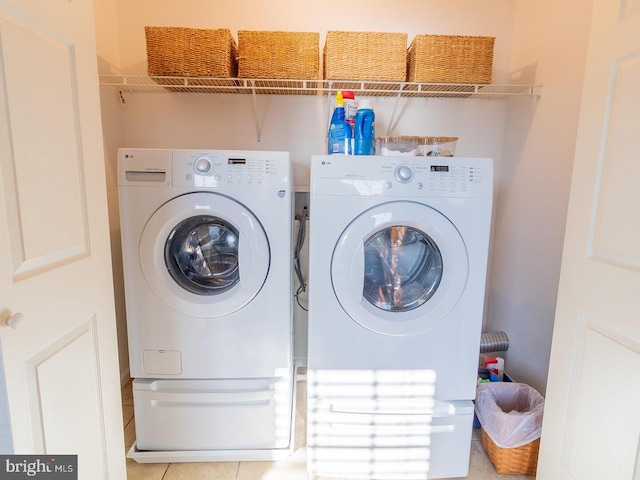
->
[
  {"left": 342, "top": 90, "right": 357, "bottom": 154},
  {"left": 353, "top": 98, "right": 375, "bottom": 155},
  {"left": 327, "top": 90, "right": 352, "bottom": 155}
]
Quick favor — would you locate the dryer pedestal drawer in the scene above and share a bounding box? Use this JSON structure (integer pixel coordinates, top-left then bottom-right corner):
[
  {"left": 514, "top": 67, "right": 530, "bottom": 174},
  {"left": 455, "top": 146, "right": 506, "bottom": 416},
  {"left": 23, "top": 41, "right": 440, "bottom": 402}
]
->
[
  {"left": 307, "top": 397, "right": 474, "bottom": 479},
  {"left": 133, "top": 377, "right": 293, "bottom": 451}
]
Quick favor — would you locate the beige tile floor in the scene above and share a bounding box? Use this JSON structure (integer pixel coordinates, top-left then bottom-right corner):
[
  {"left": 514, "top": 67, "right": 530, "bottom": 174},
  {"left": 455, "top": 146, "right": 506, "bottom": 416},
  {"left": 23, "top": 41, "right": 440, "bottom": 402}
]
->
[{"left": 122, "top": 378, "right": 536, "bottom": 480}]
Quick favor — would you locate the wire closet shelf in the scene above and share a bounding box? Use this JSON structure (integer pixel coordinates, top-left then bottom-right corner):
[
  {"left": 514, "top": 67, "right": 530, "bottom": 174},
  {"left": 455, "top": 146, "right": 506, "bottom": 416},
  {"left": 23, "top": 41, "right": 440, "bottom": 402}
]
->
[{"left": 100, "top": 75, "right": 542, "bottom": 99}]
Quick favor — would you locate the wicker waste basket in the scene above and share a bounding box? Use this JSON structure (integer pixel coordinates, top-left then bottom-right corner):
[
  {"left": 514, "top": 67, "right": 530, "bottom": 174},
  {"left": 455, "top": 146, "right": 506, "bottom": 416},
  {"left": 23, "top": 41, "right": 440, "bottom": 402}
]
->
[{"left": 475, "top": 382, "right": 544, "bottom": 475}]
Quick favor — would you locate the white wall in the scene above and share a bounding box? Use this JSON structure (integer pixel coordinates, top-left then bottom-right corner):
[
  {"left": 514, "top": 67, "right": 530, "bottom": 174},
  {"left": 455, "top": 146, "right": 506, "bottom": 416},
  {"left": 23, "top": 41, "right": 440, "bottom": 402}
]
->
[
  {"left": 94, "top": 0, "right": 593, "bottom": 394},
  {"left": 116, "top": 93, "right": 508, "bottom": 189},
  {"left": 489, "top": 0, "right": 594, "bottom": 394}
]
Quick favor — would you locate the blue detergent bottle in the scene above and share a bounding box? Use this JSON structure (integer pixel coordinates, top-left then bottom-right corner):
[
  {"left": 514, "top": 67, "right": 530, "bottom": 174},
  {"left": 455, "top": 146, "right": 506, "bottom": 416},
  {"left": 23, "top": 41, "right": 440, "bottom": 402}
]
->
[
  {"left": 354, "top": 98, "right": 375, "bottom": 155},
  {"left": 327, "top": 90, "right": 352, "bottom": 155}
]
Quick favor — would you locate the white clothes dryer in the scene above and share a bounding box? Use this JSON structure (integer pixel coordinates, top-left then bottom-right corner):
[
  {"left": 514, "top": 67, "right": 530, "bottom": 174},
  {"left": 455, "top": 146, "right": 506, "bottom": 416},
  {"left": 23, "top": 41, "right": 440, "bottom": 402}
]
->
[
  {"left": 118, "top": 149, "right": 295, "bottom": 458},
  {"left": 306, "top": 155, "right": 493, "bottom": 479}
]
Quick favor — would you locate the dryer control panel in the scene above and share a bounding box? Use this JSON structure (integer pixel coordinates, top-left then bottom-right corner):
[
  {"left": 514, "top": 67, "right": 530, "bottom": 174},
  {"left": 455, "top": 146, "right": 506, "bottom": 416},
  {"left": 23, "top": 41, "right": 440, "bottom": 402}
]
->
[{"left": 311, "top": 155, "right": 493, "bottom": 198}]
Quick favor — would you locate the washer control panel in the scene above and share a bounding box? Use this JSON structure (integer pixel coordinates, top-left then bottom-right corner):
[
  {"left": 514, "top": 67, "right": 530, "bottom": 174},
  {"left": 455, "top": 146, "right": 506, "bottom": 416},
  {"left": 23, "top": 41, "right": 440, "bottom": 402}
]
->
[
  {"left": 178, "top": 151, "right": 272, "bottom": 186},
  {"left": 117, "top": 148, "right": 291, "bottom": 189},
  {"left": 175, "top": 149, "right": 290, "bottom": 188},
  {"left": 312, "top": 155, "right": 493, "bottom": 198},
  {"left": 422, "top": 163, "right": 487, "bottom": 194}
]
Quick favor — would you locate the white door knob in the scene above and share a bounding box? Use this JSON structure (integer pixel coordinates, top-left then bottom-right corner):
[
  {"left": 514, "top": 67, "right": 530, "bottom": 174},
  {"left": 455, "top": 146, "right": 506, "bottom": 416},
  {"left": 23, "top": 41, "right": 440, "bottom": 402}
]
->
[{"left": 5, "top": 312, "right": 24, "bottom": 329}]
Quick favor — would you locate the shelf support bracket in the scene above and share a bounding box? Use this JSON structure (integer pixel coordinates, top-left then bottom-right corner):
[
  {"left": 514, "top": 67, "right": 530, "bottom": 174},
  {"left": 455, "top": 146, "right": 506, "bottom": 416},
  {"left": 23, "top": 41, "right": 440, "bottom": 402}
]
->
[
  {"left": 249, "top": 80, "right": 262, "bottom": 142},
  {"left": 385, "top": 83, "right": 406, "bottom": 136},
  {"left": 325, "top": 82, "right": 335, "bottom": 141}
]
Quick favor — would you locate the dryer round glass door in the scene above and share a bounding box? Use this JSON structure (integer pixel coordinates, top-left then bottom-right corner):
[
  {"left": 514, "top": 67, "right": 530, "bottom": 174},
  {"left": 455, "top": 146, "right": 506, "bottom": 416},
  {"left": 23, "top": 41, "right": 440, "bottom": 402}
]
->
[
  {"left": 331, "top": 201, "right": 468, "bottom": 336},
  {"left": 139, "top": 192, "right": 270, "bottom": 318}
]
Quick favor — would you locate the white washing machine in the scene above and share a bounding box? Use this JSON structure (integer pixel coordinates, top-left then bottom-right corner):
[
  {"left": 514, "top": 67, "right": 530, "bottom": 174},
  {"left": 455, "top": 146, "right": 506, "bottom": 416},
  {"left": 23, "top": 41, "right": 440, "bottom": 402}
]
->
[
  {"left": 118, "top": 148, "right": 295, "bottom": 461},
  {"left": 306, "top": 155, "right": 493, "bottom": 479}
]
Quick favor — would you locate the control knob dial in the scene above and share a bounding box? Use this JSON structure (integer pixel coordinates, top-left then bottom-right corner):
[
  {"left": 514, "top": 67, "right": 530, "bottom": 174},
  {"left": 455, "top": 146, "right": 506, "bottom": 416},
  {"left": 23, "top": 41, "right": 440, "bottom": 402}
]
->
[
  {"left": 194, "top": 156, "right": 213, "bottom": 174},
  {"left": 394, "top": 164, "right": 414, "bottom": 183}
]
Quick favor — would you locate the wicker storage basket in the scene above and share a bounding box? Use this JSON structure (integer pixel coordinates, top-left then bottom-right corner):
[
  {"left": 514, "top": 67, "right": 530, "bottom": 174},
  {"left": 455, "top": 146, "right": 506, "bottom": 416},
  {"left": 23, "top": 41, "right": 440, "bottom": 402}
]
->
[
  {"left": 480, "top": 428, "right": 540, "bottom": 475},
  {"left": 237, "top": 31, "right": 319, "bottom": 79},
  {"left": 145, "top": 26, "right": 237, "bottom": 77},
  {"left": 324, "top": 31, "right": 407, "bottom": 81},
  {"left": 407, "top": 35, "right": 495, "bottom": 84}
]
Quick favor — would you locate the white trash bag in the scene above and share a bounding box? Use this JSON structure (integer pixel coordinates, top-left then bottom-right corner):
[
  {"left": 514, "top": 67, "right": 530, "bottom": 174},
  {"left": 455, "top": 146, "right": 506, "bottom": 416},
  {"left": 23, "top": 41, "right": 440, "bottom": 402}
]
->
[{"left": 475, "top": 382, "right": 545, "bottom": 448}]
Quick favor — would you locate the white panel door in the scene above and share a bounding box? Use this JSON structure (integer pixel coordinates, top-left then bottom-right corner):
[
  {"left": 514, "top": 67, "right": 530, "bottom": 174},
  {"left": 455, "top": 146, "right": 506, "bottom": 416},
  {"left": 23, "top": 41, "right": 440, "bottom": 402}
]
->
[
  {"left": 0, "top": 0, "right": 126, "bottom": 478},
  {"left": 537, "top": 0, "right": 640, "bottom": 478}
]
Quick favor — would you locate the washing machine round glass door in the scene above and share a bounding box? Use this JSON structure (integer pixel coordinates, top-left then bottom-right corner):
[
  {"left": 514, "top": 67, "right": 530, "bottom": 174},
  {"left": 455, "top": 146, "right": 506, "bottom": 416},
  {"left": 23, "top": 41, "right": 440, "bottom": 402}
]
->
[
  {"left": 139, "top": 192, "right": 269, "bottom": 318},
  {"left": 331, "top": 201, "right": 468, "bottom": 336}
]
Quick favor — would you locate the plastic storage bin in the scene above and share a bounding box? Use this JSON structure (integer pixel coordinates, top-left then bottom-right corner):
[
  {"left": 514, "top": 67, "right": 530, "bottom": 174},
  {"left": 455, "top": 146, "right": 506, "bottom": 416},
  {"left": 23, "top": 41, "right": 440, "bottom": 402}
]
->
[
  {"left": 473, "top": 371, "right": 512, "bottom": 428},
  {"left": 378, "top": 136, "right": 419, "bottom": 156},
  {"left": 417, "top": 136, "right": 458, "bottom": 157}
]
